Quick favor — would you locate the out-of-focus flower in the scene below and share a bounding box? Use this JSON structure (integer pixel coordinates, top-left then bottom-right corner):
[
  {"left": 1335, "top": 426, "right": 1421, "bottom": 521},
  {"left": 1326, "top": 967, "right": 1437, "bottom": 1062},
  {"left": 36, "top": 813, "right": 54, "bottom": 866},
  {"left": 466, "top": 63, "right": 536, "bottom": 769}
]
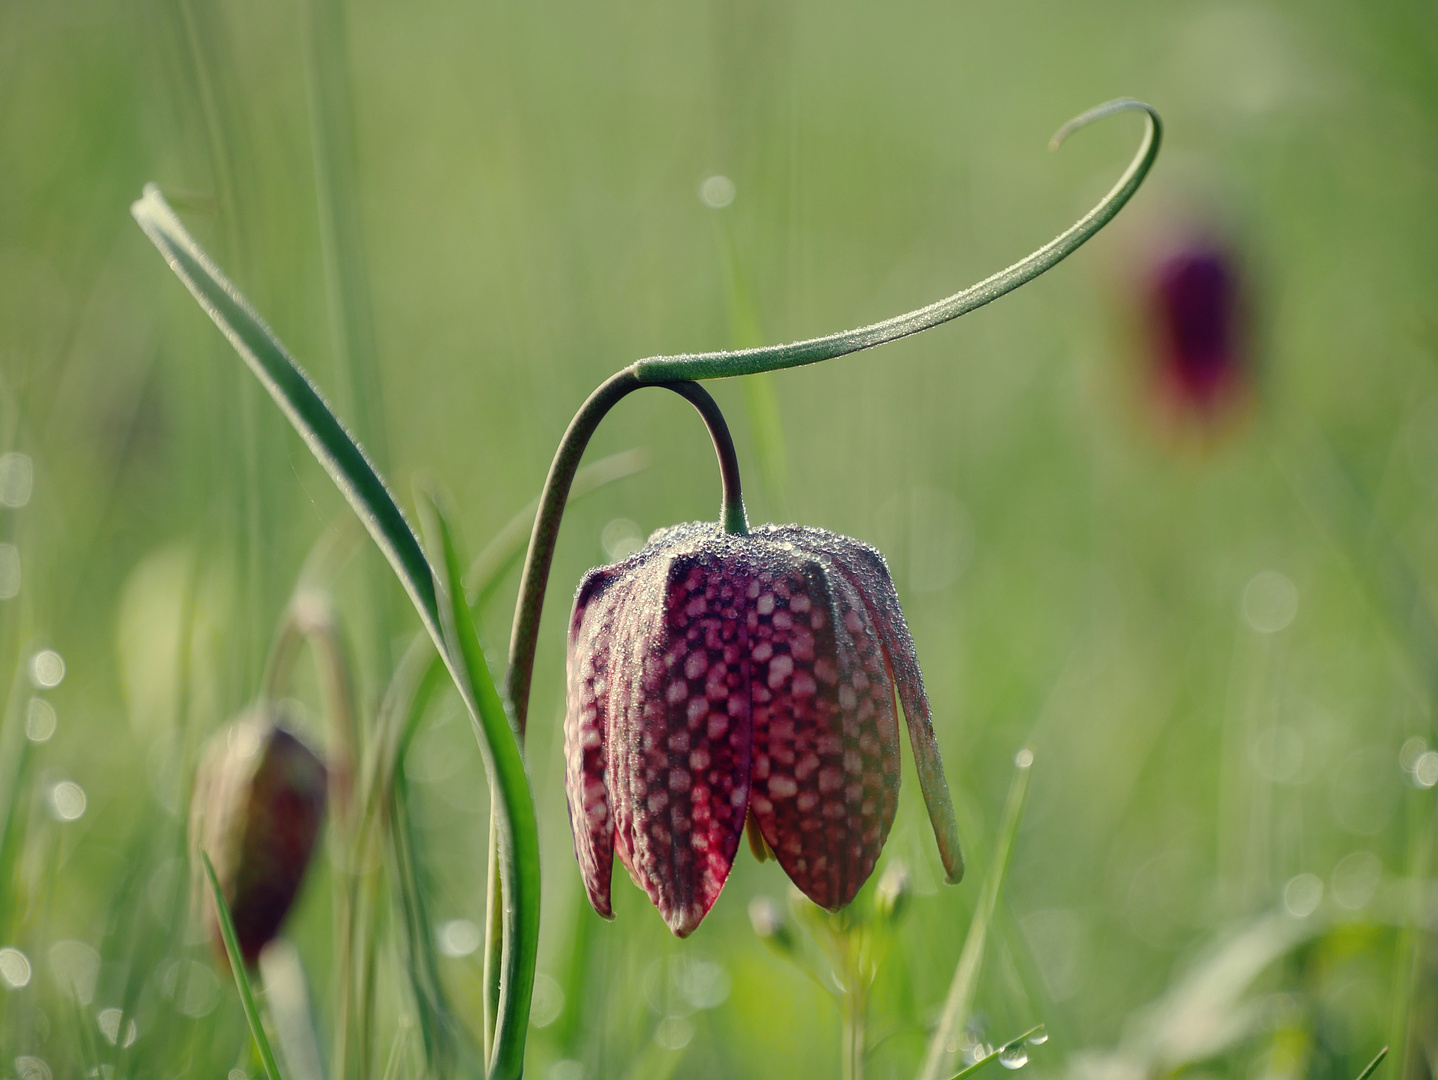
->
[
  {"left": 190, "top": 711, "right": 327, "bottom": 966},
  {"left": 873, "top": 861, "right": 911, "bottom": 923},
  {"left": 1143, "top": 231, "right": 1250, "bottom": 421},
  {"left": 563, "top": 521, "right": 962, "bottom": 937}
]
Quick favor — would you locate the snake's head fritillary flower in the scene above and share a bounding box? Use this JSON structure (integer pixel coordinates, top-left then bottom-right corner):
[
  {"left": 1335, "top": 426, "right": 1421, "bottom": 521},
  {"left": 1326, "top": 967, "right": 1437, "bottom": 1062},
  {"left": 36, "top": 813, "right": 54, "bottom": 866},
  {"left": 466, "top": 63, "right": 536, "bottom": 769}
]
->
[
  {"left": 564, "top": 521, "right": 962, "bottom": 937},
  {"left": 190, "top": 710, "right": 327, "bottom": 966},
  {"left": 1145, "top": 231, "right": 1249, "bottom": 420}
]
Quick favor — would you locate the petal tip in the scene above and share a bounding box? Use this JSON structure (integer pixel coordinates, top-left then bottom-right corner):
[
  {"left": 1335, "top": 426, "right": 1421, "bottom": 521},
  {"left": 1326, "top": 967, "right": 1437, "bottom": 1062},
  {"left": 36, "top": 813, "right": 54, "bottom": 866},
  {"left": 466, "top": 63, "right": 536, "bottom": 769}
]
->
[{"left": 663, "top": 903, "right": 707, "bottom": 938}]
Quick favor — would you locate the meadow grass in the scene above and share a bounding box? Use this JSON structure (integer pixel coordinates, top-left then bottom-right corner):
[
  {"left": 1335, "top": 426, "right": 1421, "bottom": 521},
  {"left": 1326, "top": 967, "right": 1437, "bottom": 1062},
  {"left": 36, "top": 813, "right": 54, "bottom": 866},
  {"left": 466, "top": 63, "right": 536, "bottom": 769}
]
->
[{"left": 1, "top": 1, "right": 1436, "bottom": 1079}]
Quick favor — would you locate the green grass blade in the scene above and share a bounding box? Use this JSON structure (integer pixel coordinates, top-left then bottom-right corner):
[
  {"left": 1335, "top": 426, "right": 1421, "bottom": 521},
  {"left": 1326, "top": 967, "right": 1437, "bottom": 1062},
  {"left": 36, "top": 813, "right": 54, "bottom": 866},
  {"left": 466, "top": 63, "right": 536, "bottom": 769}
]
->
[
  {"left": 917, "top": 749, "right": 1035, "bottom": 1080},
  {"left": 130, "top": 186, "right": 438, "bottom": 641},
  {"left": 202, "top": 851, "right": 287, "bottom": 1080},
  {"left": 945, "top": 1025, "right": 1045, "bottom": 1080},
  {"left": 415, "top": 489, "right": 540, "bottom": 1080},
  {"left": 1355, "top": 1047, "right": 1389, "bottom": 1080}
]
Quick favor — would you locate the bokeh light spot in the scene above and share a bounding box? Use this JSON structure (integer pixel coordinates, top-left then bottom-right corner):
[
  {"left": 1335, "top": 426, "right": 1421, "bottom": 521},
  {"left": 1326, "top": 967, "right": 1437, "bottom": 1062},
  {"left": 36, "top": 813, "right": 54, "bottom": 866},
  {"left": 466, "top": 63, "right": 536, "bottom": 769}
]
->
[
  {"left": 1283, "top": 872, "right": 1322, "bottom": 917},
  {"left": 530, "top": 973, "right": 565, "bottom": 1028},
  {"left": 25, "top": 699, "right": 55, "bottom": 743},
  {"left": 437, "top": 918, "right": 481, "bottom": 958},
  {"left": 699, "top": 175, "right": 735, "bottom": 209},
  {"left": 601, "top": 518, "right": 644, "bottom": 561},
  {"left": 1332, "top": 850, "right": 1382, "bottom": 910},
  {"left": 0, "top": 453, "right": 33, "bottom": 508},
  {"left": 48, "top": 782, "right": 85, "bottom": 822},
  {"left": 0, "top": 948, "right": 31, "bottom": 989},
  {"left": 0, "top": 544, "right": 19, "bottom": 600},
  {"left": 1243, "top": 570, "right": 1297, "bottom": 633}
]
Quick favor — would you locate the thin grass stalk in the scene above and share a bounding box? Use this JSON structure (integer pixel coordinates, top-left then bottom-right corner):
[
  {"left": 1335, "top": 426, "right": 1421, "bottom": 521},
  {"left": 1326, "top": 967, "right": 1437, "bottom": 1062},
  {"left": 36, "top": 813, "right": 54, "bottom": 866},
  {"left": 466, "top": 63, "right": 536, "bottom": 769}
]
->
[
  {"left": 841, "top": 956, "right": 867, "bottom": 1080},
  {"left": 170, "top": 0, "right": 273, "bottom": 680},
  {"left": 302, "top": 0, "right": 396, "bottom": 687},
  {"left": 202, "top": 852, "right": 288, "bottom": 1080},
  {"left": 916, "top": 750, "right": 1034, "bottom": 1080}
]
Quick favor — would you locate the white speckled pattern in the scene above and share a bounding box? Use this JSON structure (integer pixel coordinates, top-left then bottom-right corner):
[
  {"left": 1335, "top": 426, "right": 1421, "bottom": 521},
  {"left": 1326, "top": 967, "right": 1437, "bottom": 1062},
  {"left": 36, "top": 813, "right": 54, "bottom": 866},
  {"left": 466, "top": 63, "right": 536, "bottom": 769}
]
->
[{"left": 563, "top": 521, "right": 962, "bottom": 936}]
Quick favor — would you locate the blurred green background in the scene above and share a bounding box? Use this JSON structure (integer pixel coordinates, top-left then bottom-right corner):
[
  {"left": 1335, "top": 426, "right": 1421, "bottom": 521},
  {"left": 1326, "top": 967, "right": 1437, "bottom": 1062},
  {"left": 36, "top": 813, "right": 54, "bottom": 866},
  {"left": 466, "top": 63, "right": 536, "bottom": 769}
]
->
[{"left": 3, "top": 0, "right": 1438, "bottom": 1077}]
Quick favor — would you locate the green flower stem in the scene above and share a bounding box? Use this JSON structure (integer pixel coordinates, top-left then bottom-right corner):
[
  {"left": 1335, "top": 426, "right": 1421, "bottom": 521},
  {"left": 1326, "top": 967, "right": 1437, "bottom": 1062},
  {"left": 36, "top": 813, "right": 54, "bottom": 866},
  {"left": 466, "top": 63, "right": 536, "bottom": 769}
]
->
[
  {"left": 261, "top": 589, "right": 360, "bottom": 820},
  {"left": 630, "top": 99, "right": 1160, "bottom": 383},
  {"left": 505, "top": 373, "right": 746, "bottom": 732}
]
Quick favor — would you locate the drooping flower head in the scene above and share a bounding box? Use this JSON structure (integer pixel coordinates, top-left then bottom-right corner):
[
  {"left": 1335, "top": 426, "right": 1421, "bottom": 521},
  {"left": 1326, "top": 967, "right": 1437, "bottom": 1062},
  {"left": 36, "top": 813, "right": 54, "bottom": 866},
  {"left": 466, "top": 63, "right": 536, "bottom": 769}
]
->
[
  {"left": 564, "top": 521, "right": 962, "bottom": 936},
  {"left": 190, "top": 710, "right": 327, "bottom": 966},
  {"left": 1143, "top": 229, "right": 1250, "bottom": 421}
]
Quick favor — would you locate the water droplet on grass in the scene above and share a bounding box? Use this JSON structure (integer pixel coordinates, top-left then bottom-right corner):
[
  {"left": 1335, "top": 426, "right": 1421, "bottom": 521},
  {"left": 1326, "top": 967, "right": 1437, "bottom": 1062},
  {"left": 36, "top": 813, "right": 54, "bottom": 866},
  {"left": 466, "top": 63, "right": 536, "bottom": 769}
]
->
[
  {"left": 1026, "top": 1031, "right": 1048, "bottom": 1046},
  {"left": 999, "top": 1046, "right": 1029, "bottom": 1070}
]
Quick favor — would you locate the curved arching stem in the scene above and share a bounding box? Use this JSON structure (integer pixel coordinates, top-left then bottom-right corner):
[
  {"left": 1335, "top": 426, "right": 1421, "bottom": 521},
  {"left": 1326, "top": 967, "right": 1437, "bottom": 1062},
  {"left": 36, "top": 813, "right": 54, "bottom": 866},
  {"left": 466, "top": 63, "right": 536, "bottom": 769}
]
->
[
  {"left": 505, "top": 373, "right": 747, "bottom": 732},
  {"left": 630, "top": 98, "right": 1161, "bottom": 383}
]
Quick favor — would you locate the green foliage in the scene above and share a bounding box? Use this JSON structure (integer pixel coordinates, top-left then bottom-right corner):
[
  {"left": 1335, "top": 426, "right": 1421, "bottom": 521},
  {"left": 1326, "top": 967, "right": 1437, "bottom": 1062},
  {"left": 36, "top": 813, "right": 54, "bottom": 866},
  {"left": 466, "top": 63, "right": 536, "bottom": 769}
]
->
[{"left": 3, "top": 2, "right": 1438, "bottom": 1079}]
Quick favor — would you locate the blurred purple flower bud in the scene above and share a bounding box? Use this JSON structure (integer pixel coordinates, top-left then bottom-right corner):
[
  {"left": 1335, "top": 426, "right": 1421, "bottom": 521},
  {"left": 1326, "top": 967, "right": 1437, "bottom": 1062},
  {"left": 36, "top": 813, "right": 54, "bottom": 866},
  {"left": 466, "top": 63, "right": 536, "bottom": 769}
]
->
[
  {"left": 1145, "top": 233, "right": 1250, "bottom": 420},
  {"left": 190, "top": 711, "right": 327, "bottom": 966}
]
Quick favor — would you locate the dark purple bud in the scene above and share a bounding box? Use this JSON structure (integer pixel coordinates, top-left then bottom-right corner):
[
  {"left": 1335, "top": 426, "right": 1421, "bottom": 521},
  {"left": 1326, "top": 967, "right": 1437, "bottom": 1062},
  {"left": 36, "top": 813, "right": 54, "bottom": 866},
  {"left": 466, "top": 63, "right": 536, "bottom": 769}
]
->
[
  {"left": 564, "top": 522, "right": 962, "bottom": 937},
  {"left": 1146, "top": 234, "right": 1249, "bottom": 417},
  {"left": 190, "top": 711, "right": 327, "bottom": 966}
]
